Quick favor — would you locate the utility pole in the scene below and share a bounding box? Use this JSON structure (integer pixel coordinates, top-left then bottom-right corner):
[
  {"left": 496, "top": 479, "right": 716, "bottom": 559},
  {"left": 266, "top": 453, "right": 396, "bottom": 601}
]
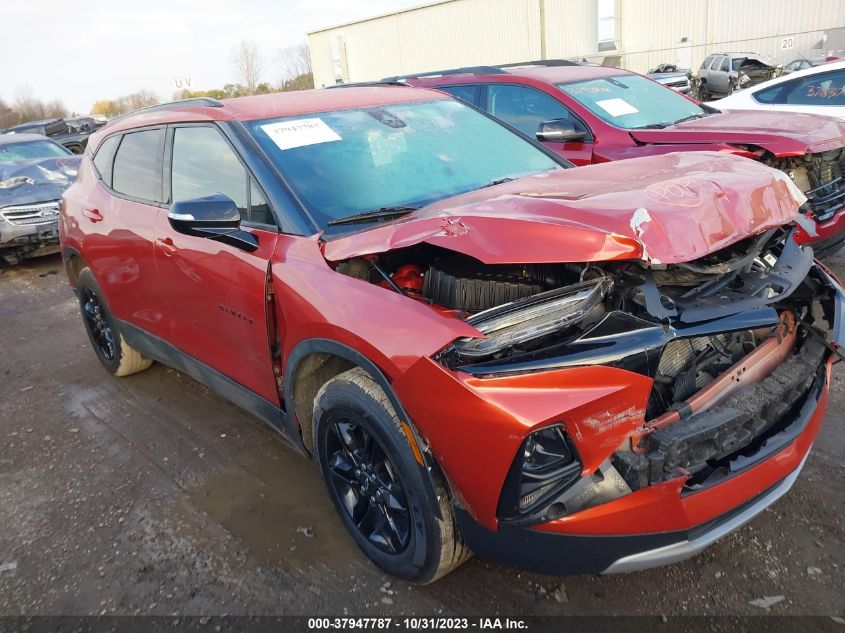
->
[{"left": 539, "top": 0, "right": 547, "bottom": 59}]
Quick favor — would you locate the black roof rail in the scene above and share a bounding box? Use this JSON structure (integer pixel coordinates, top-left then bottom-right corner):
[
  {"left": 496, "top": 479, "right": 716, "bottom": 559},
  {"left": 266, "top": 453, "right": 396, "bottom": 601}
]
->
[
  {"left": 107, "top": 97, "right": 224, "bottom": 124},
  {"left": 382, "top": 65, "right": 507, "bottom": 81},
  {"left": 326, "top": 80, "right": 409, "bottom": 89},
  {"left": 498, "top": 59, "right": 583, "bottom": 68}
]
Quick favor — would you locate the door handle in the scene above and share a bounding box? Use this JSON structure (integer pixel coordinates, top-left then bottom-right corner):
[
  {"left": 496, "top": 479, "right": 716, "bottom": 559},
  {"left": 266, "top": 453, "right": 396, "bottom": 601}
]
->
[
  {"left": 82, "top": 208, "right": 103, "bottom": 222},
  {"left": 154, "top": 237, "right": 177, "bottom": 257}
]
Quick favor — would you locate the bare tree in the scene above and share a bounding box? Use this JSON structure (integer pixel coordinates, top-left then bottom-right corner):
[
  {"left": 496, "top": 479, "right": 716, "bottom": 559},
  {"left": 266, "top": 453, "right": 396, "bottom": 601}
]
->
[
  {"left": 232, "top": 40, "right": 263, "bottom": 95},
  {"left": 0, "top": 97, "right": 15, "bottom": 128},
  {"left": 279, "top": 43, "right": 312, "bottom": 82},
  {"left": 1, "top": 85, "right": 69, "bottom": 127}
]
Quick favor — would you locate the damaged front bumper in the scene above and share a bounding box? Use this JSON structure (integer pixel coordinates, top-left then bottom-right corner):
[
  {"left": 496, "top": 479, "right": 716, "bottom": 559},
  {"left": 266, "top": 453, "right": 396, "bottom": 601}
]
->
[
  {"left": 0, "top": 201, "right": 61, "bottom": 263},
  {"left": 393, "top": 237, "right": 844, "bottom": 575}
]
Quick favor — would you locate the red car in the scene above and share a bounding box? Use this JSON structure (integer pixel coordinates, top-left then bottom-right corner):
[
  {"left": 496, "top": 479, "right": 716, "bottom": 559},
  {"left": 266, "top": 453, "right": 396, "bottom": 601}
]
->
[
  {"left": 398, "top": 62, "right": 845, "bottom": 255},
  {"left": 60, "top": 87, "right": 843, "bottom": 583}
]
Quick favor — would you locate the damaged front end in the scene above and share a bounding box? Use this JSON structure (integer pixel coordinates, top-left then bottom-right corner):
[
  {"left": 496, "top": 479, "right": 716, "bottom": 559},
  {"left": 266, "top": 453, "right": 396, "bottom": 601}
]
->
[
  {"left": 765, "top": 149, "right": 845, "bottom": 254},
  {"left": 733, "top": 55, "right": 780, "bottom": 91},
  {"left": 332, "top": 222, "right": 842, "bottom": 528},
  {"left": 0, "top": 156, "right": 80, "bottom": 265}
]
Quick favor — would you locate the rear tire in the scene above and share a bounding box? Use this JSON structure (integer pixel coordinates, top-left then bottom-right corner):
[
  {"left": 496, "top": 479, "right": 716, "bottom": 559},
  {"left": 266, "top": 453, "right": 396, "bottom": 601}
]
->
[
  {"left": 313, "top": 367, "right": 470, "bottom": 583},
  {"left": 76, "top": 268, "right": 153, "bottom": 376}
]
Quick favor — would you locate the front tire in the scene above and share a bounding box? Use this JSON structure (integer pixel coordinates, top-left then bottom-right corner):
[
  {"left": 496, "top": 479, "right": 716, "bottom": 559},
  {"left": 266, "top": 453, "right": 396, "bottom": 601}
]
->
[
  {"left": 313, "top": 368, "right": 469, "bottom": 583},
  {"left": 76, "top": 268, "right": 153, "bottom": 376},
  {"left": 697, "top": 81, "right": 710, "bottom": 101}
]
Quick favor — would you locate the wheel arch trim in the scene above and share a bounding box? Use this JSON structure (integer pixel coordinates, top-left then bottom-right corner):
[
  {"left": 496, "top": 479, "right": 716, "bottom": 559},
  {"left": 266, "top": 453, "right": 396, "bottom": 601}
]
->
[{"left": 283, "top": 338, "right": 443, "bottom": 520}]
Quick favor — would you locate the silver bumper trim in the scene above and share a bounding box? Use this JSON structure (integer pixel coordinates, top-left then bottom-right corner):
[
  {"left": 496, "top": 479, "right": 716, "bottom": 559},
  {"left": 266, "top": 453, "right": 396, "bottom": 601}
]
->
[{"left": 602, "top": 451, "right": 810, "bottom": 574}]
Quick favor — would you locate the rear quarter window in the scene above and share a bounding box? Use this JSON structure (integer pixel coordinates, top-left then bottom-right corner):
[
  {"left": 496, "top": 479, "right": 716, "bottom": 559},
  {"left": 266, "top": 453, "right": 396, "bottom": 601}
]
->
[
  {"left": 437, "top": 85, "right": 480, "bottom": 105},
  {"left": 92, "top": 135, "right": 121, "bottom": 187}
]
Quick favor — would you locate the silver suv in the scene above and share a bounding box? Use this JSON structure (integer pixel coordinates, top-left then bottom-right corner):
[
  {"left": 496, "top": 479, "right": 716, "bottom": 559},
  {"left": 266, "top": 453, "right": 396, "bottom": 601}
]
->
[{"left": 697, "top": 52, "right": 779, "bottom": 100}]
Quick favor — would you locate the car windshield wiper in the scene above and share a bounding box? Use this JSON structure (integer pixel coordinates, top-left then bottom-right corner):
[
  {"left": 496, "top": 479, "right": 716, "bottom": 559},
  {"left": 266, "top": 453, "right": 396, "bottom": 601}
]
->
[
  {"left": 632, "top": 123, "right": 670, "bottom": 129},
  {"left": 672, "top": 112, "right": 710, "bottom": 125},
  {"left": 476, "top": 177, "right": 516, "bottom": 190},
  {"left": 327, "top": 205, "right": 421, "bottom": 226}
]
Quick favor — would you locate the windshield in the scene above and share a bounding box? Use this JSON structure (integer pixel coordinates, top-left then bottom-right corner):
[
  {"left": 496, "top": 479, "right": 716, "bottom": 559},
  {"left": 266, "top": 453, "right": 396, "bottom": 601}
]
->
[
  {"left": 246, "top": 99, "right": 561, "bottom": 234},
  {"left": 0, "top": 139, "right": 71, "bottom": 162},
  {"left": 558, "top": 74, "right": 707, "bottom": 129}
]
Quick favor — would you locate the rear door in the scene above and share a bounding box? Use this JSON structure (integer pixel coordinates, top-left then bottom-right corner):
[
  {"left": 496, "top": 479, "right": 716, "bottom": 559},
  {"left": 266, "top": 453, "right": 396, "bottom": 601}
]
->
[
  {"left": 153, "top": 123, "right": 280, "bottom": 403},
  {"left": 83, "top": 128, "right": 170, "bottom": 340},
  {"left": 482, "top": 84, "right": 594, "bottom": 164},
  {"left": 711, "top": 56, "right": 731, "bottom": 94}
]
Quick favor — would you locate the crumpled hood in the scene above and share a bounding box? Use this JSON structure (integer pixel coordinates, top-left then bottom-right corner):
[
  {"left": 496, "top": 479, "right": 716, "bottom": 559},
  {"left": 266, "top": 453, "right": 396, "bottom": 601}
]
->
[
  {"left": 0, "top": 156, "right": 81, "bottom": 209},
  {"left": 630, "top": 110, "right": 845, "bottom": 155},
  {"left": 736, "top": 53, "right": 778, "bottom": 69},
  {"left": 322, "top": 152, "right": 805, "bottom": 266}
]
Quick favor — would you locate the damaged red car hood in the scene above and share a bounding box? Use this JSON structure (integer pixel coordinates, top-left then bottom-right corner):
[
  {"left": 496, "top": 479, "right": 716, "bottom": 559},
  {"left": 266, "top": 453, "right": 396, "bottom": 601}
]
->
[
  {"left": 322, "top": 152, "right": 804, "bottom": 266},
  {"left": 630, "top": 110, "right": 845, "bottom": 155}
]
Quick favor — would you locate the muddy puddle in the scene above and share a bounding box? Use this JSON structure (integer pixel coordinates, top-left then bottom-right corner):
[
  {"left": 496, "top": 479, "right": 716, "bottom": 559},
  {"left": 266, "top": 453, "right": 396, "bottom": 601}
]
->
[{"left": 188, "top": 443, "right": 364, "bottom": 572}]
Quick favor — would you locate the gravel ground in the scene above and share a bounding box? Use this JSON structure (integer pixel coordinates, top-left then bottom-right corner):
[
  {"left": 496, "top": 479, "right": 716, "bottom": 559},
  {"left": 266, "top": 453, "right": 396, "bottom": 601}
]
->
[{"left": 0, "top": 253, "right": 843, "bottom": 617}]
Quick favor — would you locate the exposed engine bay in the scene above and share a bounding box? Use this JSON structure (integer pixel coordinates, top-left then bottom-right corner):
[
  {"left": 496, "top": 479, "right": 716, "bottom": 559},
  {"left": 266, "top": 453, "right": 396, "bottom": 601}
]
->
[
  {"left": 764, "top": 148, "right": 845, "bottom": 227},
  {"left": 333, "top": 224, "right": 840, "bottom": 499}
]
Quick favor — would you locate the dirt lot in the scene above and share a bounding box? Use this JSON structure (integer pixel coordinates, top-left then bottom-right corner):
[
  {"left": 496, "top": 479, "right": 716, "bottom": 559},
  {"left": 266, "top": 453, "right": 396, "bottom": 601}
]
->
[{"left": 0, "top": 253, "right": 844, "bottom": 617}]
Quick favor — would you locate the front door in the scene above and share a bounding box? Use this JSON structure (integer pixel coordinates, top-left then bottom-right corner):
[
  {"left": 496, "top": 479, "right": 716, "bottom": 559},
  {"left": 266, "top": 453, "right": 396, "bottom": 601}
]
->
[
  {"left": 484, "top": 84, "right": 594, "bottom": 165},
  {"left": 153, "top": 123, "right": 280, "bottom": 403}
]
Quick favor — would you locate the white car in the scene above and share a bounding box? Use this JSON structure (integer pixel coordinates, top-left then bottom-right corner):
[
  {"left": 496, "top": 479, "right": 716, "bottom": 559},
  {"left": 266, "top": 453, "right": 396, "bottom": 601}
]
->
[{"left": 708, "top": 60, "right": 845, "bottom": 120}]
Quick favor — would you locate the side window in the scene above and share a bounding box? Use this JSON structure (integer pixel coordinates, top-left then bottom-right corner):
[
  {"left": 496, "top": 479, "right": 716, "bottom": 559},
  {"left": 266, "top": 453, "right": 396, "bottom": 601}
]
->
[
  {"left": 700, "top": 56, "right": 713, "bottom": 70},
  {"left": 438, "top": 84, "right": 479, "bottom": 105},
  {"left": 112, "top": 129, "right": 164, "bottom": 202},
  {"left": 487, "top": 84, "right": 588, "bottom": 139},
  {"left": 710, "top": 56, "right": 723, "bottom": 71},
  {"left": 171, "top": 126, "right": 249, "bottom": 221},
  {"left": 719, "top": 57, "right": 731, "bottom": 72},
  {"left": 92, "top": 135, "right": 121, "bottom": 187},
  {"left": 783, "top": 70, "right": 845, "bottom": 105}
]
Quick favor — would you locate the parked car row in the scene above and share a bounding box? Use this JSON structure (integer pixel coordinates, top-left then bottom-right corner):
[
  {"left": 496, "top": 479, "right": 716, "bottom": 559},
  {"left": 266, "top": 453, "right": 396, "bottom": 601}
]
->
[
  {"left": 56, "top": 68, "right": 845, "bottom": 584},
  {"left": 2, "top": 116, "right": 106, "bottom": 154},
  {"left": 388, "top": 60, "right": 845, "bottom": 255}
]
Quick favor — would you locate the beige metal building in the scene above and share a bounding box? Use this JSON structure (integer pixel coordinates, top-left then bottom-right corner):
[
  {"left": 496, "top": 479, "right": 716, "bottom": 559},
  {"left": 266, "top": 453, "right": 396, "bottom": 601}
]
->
[{"left": 308, "top": 0, "right": 845, "bottom": 87}]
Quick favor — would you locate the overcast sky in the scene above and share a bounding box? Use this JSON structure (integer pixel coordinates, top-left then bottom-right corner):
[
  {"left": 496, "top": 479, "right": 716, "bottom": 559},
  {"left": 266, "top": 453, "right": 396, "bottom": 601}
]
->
[{"left": 0, "top": 0, "right": 422, "bottom": 114}]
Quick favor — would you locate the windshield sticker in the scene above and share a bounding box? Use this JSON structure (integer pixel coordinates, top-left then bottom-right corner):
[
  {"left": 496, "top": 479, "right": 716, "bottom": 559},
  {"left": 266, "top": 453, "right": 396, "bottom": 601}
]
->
[
  {"left": 260, "top": 118, "right": 341, "bottom": 151},
  {"left": 564, "top": 86, "right": 611, "bottom": 95},
  {"left": 595, "top": 98, "right": 639, "bottom": 117}
]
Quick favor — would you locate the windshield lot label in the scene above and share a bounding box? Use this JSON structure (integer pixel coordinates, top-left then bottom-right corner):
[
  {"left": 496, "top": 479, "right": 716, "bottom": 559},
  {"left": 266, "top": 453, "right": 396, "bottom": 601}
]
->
[
  {"left": 595, "top": 98, "right": 639, "bottom": 117},
  {"left": 260, "top": 118, "right": 341, "bottom": 150}
]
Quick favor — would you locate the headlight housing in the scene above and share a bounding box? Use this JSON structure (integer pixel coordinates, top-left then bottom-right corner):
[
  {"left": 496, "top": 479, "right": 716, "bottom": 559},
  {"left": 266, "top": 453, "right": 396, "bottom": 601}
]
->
[{"left": 454, "top": 278, "right": 611, "bottom": 358}]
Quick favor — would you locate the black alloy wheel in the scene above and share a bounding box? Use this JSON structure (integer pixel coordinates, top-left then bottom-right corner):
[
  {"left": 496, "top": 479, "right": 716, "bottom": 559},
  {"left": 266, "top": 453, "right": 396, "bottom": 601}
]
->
[
  {"left": 324, "top": 411, "right": 411, "bottom": 554},
  {"left": 81, "top": 287, "right": 116, "bottom": 362}
]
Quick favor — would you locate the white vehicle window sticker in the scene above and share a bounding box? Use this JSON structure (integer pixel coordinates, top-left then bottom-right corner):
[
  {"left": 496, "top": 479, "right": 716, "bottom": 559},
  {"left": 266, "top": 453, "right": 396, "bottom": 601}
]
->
[
  {"left": 260, "top": 118, "right": 341, "bottom": 151},
  {"left": 595, "top": 98, "right": 639, "bottom": 117}
]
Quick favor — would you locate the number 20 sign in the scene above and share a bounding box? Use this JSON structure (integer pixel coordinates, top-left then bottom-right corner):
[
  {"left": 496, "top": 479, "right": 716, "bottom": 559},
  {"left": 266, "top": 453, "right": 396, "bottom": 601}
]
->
[{"left": 781, "top": 37, "right": 794, "bottom": 50}]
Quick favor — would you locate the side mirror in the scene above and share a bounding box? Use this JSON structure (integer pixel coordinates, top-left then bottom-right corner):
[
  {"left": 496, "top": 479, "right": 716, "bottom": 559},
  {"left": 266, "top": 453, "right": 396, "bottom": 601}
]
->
[
  {"left": 168, "top": 193, "right": 258, "bottom": 252},
  {"left": 536, "top": 119, "right": 586, "bottom": 143}
]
